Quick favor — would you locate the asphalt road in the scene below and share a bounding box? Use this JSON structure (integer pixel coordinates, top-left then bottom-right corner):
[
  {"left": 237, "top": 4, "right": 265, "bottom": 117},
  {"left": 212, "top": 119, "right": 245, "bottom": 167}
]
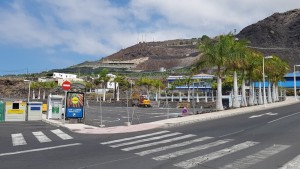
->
[
  {"left": 84, "top": 105, "right": 186, "bottom": 127},
  {"left": 1, "top": 103, "right": 300, "bottom": 169}
]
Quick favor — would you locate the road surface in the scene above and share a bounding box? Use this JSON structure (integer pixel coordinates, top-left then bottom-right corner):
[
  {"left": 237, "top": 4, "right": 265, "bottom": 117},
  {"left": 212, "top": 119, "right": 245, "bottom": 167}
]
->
[{"left": 1, "top": 103, "right": 300, "bottom": 168}]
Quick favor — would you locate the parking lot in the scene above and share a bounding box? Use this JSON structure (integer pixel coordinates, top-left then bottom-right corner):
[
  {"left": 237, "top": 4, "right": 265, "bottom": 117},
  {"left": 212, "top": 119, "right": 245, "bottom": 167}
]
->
[{"left": 84, "top": 105, "right": 187, "bottom": 127}]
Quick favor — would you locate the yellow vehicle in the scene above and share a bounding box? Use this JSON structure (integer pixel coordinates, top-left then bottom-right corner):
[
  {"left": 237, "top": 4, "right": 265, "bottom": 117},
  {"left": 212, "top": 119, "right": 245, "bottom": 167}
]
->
[{"left": 131, "top": 94, "right": 151, "bottom": 107}]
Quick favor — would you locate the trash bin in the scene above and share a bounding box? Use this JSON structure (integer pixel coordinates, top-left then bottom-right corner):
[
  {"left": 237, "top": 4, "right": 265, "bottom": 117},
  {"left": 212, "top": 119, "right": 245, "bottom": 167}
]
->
[
  {"left": 27, "top": 102, "right": 43, "bottom": 121},
  {"left": 47, "top": 95, "right": 64, "bottom": 119},
  {"left": 0, "top": 101, "right": 4, "bottom": 122},
  {"left": 5, "top": 102, "right": 27, "bottom": 121}
]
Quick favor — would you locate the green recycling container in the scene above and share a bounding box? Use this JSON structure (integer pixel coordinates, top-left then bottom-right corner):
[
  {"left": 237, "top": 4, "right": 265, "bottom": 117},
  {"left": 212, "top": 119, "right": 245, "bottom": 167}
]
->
[{"left": 0, "top": 101, "right": 4, "bottom": 122}]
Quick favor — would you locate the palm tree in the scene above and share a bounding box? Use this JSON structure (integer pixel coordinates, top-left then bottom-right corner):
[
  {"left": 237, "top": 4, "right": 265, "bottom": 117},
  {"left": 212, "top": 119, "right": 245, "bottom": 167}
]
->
[
  {"left": 47, "top": 81, "right": 57, "bottom": 95},
  {"left": 113, "top": 75, "right": 129, "bottom": 101},
  {"left": 136, "top": 77, "right": 153, "bottom": 97},
  {"left": 253, "top": 66, "right": 264, "bottom": 105},
  {"left": 264, "top": 56, "right": 276, "bottom": 104},
  {"left": 168, "top": 83, "right": 177, "bottom": 102},
  {"left": 39, "top": 82, "right": 47, "bottom": 100},
  {"left": 85, "top": 82, "right": 94, "bottom": 93},
  {"left": 30, "top": 82, "right": 38, "bottom": 100},
  {"left": 97, "top": 68, "right": 110, "bottom": 101},
  {"left": 244, "top": 50, "right": 262, "bottom": 106},
  {"left": 151, "top": 79, "right": 164, "bottom": 102},
  {"left": 36, "top": 82, "right": 42, "bottom": 100},
  {"left": 171, "top": 78, "right": 187, "bottom": 102},
  {"left": 198, "top": 34, "right": 234, "bottom": 110},
  {"left": 225, "top": 37, "right": 248, "bottom": 108},
  {"left": 265, "top": 56, "right": 289, "bottom": 102}
]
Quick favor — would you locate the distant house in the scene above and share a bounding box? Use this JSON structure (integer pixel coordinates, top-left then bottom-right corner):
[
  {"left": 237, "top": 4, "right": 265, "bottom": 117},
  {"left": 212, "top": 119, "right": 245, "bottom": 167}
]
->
[
  {"left": 38, "top": 72, "right": 80, "bottom": 84},
  {"left": 106, "top": 73, "right": 118, "bottom": 89},
  {"left": 53, "top": 72, "right": 77, "bottom": 79},
  {"left": 279, "top": 73, "right": 300, "bottom": 89},
  {"left": 254, "top": 72, "right": 300, "bottom": 89}
]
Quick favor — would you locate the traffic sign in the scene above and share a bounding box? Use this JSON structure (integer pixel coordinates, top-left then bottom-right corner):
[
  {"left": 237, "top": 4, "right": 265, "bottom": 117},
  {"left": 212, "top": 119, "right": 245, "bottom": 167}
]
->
[{"left": 62, "top": 81, "right": 72, "bottom": 91}]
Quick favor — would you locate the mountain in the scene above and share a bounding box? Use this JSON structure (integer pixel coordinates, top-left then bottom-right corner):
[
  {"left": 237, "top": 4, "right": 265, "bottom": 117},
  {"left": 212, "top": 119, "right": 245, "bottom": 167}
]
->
[
  {"left": 65, "top": 39, "right": 201, "bottom": 74},
  {"left": 57, "top": 8, "right": 300, "bottom": 74},
  {"left": 236, "top": 9, "right": 300, "bottom": 66}
]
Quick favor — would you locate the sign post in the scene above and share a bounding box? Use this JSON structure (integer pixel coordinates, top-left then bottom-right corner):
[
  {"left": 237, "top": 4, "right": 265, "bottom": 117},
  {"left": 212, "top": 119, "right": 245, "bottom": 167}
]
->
[
  {"left": 65, "top": 92, "right": 84, "bottom": 119},
  {"left": 62, "top": 81, "right": 72, "bottom": 91},
  {"left": 62, "top": 81, "right": 72, "bottom": 124}
]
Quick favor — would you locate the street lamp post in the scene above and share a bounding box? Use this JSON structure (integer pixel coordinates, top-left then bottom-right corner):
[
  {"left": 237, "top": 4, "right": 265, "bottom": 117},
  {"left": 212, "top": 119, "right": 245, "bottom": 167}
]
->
[
  {"left": 294, "top": 65, "right": 300, "bottom": 100},
  {"left": 263, "top": 56, "right": 273, "bottom": 105}
]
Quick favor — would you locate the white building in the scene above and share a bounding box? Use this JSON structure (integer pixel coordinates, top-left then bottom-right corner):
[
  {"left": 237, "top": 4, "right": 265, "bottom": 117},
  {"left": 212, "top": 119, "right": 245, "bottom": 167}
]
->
[
  {"left": 53, "top": 72, "right": 77, "bottom": 79},
  {"left": 52, "top": 72, "right": 83, "bottom": 85},
  {"left": 106, "top": 73, "right": 118, "bottom": 89}
]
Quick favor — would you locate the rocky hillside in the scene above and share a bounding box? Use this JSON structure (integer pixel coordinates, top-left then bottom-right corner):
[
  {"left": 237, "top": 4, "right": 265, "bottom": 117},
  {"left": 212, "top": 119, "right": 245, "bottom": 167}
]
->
[
  {"left": 71, "top": 39, "right": 201, "bottom": 72},
  {"left": 72, "top": 9, "right": 300, "bottom": 73},
  {"left": 0, "top": 78, "right": 28, "bottom": 100},
  {"left": 236, "top": 9, "right": 300, "bottom": 66}
]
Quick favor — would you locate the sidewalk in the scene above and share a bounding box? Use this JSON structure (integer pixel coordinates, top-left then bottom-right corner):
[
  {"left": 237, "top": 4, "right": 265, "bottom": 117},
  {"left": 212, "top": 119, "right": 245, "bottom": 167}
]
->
[{"left": 42, "top": 97, "right": 299, "bottom": 134}]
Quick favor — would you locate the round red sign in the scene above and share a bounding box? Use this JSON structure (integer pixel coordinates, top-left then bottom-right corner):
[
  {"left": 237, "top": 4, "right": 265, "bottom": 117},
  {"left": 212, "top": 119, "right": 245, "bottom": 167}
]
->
[{"left": 62, "top": 81, "right": 72, "bottom": 91}]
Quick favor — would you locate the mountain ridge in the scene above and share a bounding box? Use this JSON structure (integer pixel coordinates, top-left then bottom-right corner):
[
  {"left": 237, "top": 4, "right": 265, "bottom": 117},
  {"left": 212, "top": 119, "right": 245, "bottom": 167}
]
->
[{"left": 61, "top": 8, "right": 300, "bottom": 74}]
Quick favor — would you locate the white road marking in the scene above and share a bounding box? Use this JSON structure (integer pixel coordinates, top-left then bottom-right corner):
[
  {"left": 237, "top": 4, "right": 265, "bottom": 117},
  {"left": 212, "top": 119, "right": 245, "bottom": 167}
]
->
[
  {"left": 249, "top": 114, "right": 265, "bottom": 118},
  {"left": 121, "top": 134, "right": 196, "bottom": 151},
  {"left": 110, "top": 132, "right": 182, "bottom": 148},
  {"left": 136, "top": 136, "right": 213, "bottom": 156},
  {"left": 100, "top": 130, "right": 170, "bottom": 145},
  {"left": 249, "top": 112, "right": 278, "bottom": 119},
  {"left": 11, "top": 133, "right": 27, "bottom": 146},
  {"left": 265, "top": 112, "right": 278, "bottom": 116},
  {"left": 279, "top": 154, "right": 300, "bottom": 169},
  {"left": 32, "top": 131, "right": 52, "bottom": 143},
  {"left": 153, "top": 139, "right": 233, "bottom": 161},
  {"left": 220, "top": 144, "right": 290, "bottom": 169},
  {"left": 173, "top": 141, "right": 259, "bottom": 169},
  {"left": 268, "top": 112, "right": 300, "bottom": 123},
  {"left": 0, "top": 143, "right": 81, "bottom": 157},
  {"left": 51, "top": 129, "right": 73, "bottom": 140}
]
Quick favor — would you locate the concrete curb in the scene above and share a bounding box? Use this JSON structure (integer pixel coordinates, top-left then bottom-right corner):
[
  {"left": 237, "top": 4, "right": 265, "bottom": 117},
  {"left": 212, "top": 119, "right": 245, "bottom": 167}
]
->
[
  {"left": 41, "top": 97, "right": 299, "bottom": 134},
  {"left": 41, "top": 117, "right": 61, "bottom": 128},
  {"left": 151, "top": 99, "right": 299, "bottom": 128}
]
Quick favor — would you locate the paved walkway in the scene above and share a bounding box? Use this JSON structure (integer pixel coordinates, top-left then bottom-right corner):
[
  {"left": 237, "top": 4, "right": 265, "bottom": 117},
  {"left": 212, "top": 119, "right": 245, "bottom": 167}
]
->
[{"left": 42, "top": 97, "right": 299, "bottom": 134}]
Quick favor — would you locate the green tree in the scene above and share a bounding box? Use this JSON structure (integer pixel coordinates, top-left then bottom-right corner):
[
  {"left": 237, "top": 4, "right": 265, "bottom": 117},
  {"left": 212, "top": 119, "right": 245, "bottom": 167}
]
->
[
  {"left": 198, "top": 34, "right": 234, "bottom": 110},
  {"left": 97, "top": 68, "right": 110, "bottom": 89},
  {"left": 243, "top": 49, "right": 262, "bottom": 106},
  {"left": 30, "top": 82, "right": 39, "bottom": 99},
  {"left": 85, "top": 82, "right": 94, "bottom": 93},
  {"left": 225, "top": 37, "right": 248, "bottom": 108},
  {"left": 113, "top": 75, "right": 130, "bottom": 100},
  {"left": 252, "top": 55, "right": 265, "bottom": 105},
  {"left": 136, "top": 77, "right": 153, "bottom": 97},
  {"left": 151, "top": 79, "right": 165, "bottom": 101},
  {"left": 265, "top": 55, "right": 289, "bottom": 102},
  {"left": 96, "top": 68, "right": 110, "bottom": 101}
]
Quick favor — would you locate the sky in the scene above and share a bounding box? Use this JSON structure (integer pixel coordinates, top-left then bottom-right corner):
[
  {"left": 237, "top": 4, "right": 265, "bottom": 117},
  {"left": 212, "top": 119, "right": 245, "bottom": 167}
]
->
[{"left": 0, "top": 0, "right": 299, "bottom": 75}]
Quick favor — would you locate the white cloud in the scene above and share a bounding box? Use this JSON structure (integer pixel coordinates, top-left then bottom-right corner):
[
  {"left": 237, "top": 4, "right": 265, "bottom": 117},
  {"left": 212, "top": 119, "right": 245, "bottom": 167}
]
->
[
  {"left": 129, "top": 0, "right": 300, "bottom": 36},
  {"left": 0, "top": 2, "right": 61, "bottom": 48},
  {"left": 0, "top": 0, "right": 300, "bottom": 60},
  {"left": 0, "top": 0, "right": 126, "bottom": 56},
  {"left": 45, "top": 0, "right": 125, "bottom": 29}
]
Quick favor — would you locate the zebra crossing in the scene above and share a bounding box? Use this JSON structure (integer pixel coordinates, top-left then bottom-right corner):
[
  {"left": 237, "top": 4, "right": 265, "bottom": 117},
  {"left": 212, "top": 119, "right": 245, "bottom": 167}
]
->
[
  {"left": 100, "top": 130, "right": 293, "bottom": 169},
  {"left": 11, "top": 129, "right": 73, "bottom": 146}
]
